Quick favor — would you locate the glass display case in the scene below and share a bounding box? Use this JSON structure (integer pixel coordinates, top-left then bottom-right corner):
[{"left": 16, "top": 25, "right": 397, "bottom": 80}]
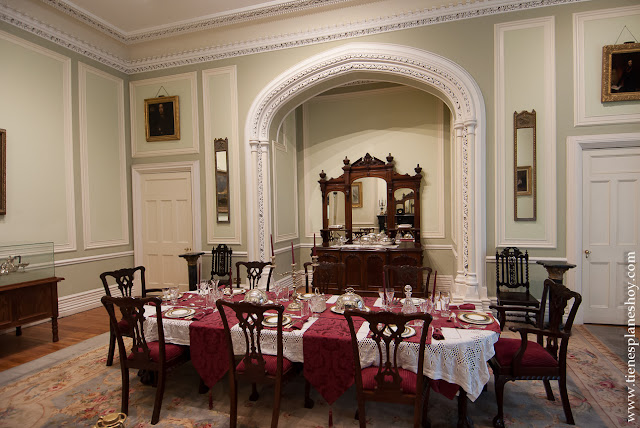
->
[{"left": 0, "top": 241, "right": 55, "bottom": 287}]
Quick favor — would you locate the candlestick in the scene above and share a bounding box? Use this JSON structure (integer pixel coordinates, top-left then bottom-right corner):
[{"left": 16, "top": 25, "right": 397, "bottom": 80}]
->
[
  {"left": 270, "top": 234, "right": 274, "bottom": 257},
  {"left": 291, "top": 242, "right": 295, "bottom": 265}
]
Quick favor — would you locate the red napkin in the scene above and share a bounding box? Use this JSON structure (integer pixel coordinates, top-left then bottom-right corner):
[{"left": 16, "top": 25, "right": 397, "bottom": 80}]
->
[
  {"left": 286, "top": 315, "right": 310, "bottom": 330},
  {"left": 191, "top": 308, "right": 214, "bottom": 321},
  {"left": 450, "top": 304, "right": 476, "bottom": 310},
  {"left": 432, "top": 326, "right": 444, "bottom": 340}
]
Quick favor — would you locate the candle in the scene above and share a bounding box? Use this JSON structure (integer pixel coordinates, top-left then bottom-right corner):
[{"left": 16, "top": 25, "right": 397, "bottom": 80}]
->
[
  {"left": 229, "top": 268, "right": 233, "bottom": 291},
  {"left": 291, "top": 241, "right": 295, "bottom": 265},
  {"left": 270, "top": 234, "right": 275, "bottom": 257},
  {"left": 313, "top": 233, "right": 317, "bottom": 256},
  {"left": 382, "top": 270, "right": 387, "bottom": 305},
  {"left": 198, "top": 259, "right": 201, "bottom": 284}
]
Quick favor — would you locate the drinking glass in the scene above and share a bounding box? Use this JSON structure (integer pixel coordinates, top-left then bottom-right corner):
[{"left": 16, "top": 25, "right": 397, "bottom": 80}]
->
[
  {"left": 385, "top": 289, "right": 395, "bottom": 308},
  {"left": 377, "top": 288, "right": 386, "bottom": 310},
  {"left": 162, "top": 287, "right": 170, "bottom": 302},
  {"left": 170, "top": 286, "right": 179, "bottom": 305},
  {"left": 420, "top": 299, "right": 432, "bottom": 315},
  {"left": 301, "top": 300, "right": 310, "bottom": 317},
  {"left": 441, "top": 292, "right": 450, "bottom": 318}
]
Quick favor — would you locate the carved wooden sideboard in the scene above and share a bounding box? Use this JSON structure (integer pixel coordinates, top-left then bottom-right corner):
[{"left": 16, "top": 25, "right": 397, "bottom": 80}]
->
[{"left": 0, "top": 276, "right": 63, "bottom": 341}]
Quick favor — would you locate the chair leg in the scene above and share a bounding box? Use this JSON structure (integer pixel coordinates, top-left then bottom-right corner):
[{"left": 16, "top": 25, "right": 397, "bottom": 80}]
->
[
  {"left": 229, "top": 378, "right": 238, "bottom": 428},
  {"left": 543, "top": 379, "right": 555, "bottom": 401},
  {"left": 151, "top": 369, "right": 165, "bottom": 425},
  {"left": 492, "top": 376, "right": 507, "bottom": 428},
  {"left": 249, "top": 383, "right": 260, "bottom": 401},
  {"left": 106, "top": 328, "right": 116, "bottom": 366},
  {"left": 121, "top": 367, "right": 129, "bottom": 416},
  {"left": 357, "top": 398, "right": 366, "bottom": 428},
  {"left": 304, "top": 379, "right": 315, "bottom": 408},
  {"left": 422, "top": 382, "right": 431, "bottom": 428},
  {"left": 271, "top": 377, "right": 283, "bottom": 428},
  {"left": 558, "top": 377, "right": 575, "bottom": 425}
]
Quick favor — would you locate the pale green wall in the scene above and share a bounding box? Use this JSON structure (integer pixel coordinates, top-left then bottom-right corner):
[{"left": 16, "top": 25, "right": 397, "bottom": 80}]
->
[{"left": 1, "top": 0, "right": 638, "bottom": 300}]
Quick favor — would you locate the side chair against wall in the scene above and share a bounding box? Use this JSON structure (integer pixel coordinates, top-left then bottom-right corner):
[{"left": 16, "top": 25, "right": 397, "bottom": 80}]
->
[
  {"left": 101, "top": 295, "right": 190, "bottom": 425},
  {"left": 495, "top": 247, "right": 539, "bottom": 330},
  {"left": 235, "top": 261, "right": 273, "bottom": 291},
  {"left": 100, "top": 266, "right": 162, "bottom": 366},
  {"left": 216, "top": 300, "right": 295, "bottom": 428},
  {"left": 210, "top": 243, "right": 233, "bottom": 286},
  {"left": 489, "top": 279, "right": 582, "bottom": 428},
  {"left": 383, "top": 265, "right": 432, "bottom": 299},
  {"left": 344, "top": 309, "right": 433, "bottom": 428}
]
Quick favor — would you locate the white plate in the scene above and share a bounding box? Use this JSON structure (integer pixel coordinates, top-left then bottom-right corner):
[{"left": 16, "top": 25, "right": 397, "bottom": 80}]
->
[
  {"left": 262, "top": 314, "right": 292, "bottom": 327},
  {"left": 162, "top": 293, "right": 183, "bottom": 301},
  {"left": 330, "top": 306, "right": 371, "bottom": 315},
  {"left": 298, "top": 293, "right": 315, "bottom": 300},
  {"left": 224, "top": 288, "right": 248, "bottom": 295},
  {"left": 164, "top": 308, "right": 196, "bottom": 319},
  {"left": 458, "top": 312, "right": 494, "bottom": 325},
  {"left": 383, "top": 324, "right": 416, "bottom": 338},
  {"left": 399, "top": 297, "right": 426, "bottom": 306}
]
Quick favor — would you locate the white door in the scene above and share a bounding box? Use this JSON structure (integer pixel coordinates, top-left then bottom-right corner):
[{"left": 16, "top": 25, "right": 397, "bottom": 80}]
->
[
  {"left": 582, "top": 147, "right": 640, "bottom": 324},
  {"left": 139, "top": 171, "right": 193, "bottom": 292}
]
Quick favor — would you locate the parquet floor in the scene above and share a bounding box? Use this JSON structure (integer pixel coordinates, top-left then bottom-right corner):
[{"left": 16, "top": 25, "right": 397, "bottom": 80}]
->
[{"left": 0, "top": 307, "right": 110, "bottom": 372}]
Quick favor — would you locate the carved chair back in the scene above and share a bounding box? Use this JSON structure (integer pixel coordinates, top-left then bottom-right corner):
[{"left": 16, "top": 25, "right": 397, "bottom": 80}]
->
[
  {"left": 383, "top": 264, "right": 432, "bottom": 298},
  {"left": 495, "top": 247, "right": 530, "bottom": 295},
  {"left": 100, "top": 266, "right": 156, "bottom": 298},
  {"left": 235, "top": 261, "right": 274, "bottom": 291},
  {"left": 311, "top": 261, "right": 345, "bottom": 294},
  {"left": 211, "top": 244, "right": 233, "bottom": 283}
]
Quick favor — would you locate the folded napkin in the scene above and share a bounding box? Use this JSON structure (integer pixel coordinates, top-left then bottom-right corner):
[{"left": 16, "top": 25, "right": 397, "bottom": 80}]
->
[
  {"left": 450, "top": 304, "right": 476, "bottom": 310},
  {"left": 432, "top": 327, "right": 444, "bottom": 340},
  {"left": 287, "top": 315, "right": 310, "bottom": 330},
  {"left": 191, "top": 308, "right": 214, "bottom": 321}
]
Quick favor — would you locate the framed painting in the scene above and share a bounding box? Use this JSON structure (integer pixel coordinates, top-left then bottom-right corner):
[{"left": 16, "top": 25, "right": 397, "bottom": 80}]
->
[
  {"left": 0, "top": 129, "right": 4, "bottom": 215},
  {"left": 601, "top": 43, "right": 640, "bottom": 102},
  {"left": 351, "top": 181, "right": 362, "bottom": 208},
  {"left": 144, "top": 95, "right": 180, "bottom": 141},
  {"left": 516, "top": 166, "right": 532, "bottom": 196}
]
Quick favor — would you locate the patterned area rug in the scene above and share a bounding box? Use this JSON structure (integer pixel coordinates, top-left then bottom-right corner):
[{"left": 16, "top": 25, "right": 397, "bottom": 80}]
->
[{"left": 0, "top": 325, "right": 629, "bottom": 427}]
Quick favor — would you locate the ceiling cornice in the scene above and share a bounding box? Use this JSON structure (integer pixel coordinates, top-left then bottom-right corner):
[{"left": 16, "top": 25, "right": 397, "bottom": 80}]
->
[
  {"left": 1, "top": 0, "right": 589, "bottom": 74},
  {"left": 40, "top": 0, "right": 353, "bottom": 44}
]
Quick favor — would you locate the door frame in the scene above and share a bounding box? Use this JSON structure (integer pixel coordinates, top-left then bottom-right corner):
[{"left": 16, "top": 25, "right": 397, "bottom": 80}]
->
[
  {"left": 566, "top": 132, "right": 640, "bottom": 324},
  {"left": 132, "top": 160, "right": 202, "bottom": 271}
]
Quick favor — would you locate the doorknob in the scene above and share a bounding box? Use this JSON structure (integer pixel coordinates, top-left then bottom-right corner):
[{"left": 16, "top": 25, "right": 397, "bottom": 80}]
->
[{"left": 584, "top": 250, "right": 591, "bottom": 259}]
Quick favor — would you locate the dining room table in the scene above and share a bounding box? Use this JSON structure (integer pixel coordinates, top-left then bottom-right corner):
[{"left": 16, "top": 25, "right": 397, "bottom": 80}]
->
[{"left": 143, "top": 289, "right": 500, "bottom": 427}]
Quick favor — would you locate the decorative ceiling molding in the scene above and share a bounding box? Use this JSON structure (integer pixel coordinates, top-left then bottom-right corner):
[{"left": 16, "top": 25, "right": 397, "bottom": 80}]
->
[
  {"left": 1, "top": 0, "right": 589, "bottom": 74},
  {"left": 41, "top": 0, "right": 353, "bottom": 44}
]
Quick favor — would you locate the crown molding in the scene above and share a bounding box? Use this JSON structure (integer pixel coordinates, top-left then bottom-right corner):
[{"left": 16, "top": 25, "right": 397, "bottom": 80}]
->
[{"left": 2, "top": 0, "right": 589, "bottom": 74}]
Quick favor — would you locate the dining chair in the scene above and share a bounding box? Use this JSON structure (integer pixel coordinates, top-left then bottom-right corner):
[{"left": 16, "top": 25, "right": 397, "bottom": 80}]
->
[
  {"left": 489, "top": 279, "right": 582, "bottom": 428},
  {"left": 101, "top": 295, "right": 190, "bottom": 425},
  {"left": 100, "top": 266, "right": 162, "bottom": 366},
  {"left": 383, "top": 265, "right": 432, "bottom": 299},
  {"left": 494, "top": 247, "right": 539, "bottom": 329},
  {"left": 235, "top": 261, "right": 274, "bottom": 291},
  {"left": 216, "top": 299, "right": 294, "bottom": 428},
  {"left": 210, "top": 243, "right": 233, "bottom": 286},
  {"left": 310, "top": 261, "right": 345, "bottom": 295},
  {"left": 343, "top": 309, "right": 433, "bottom": 428}
]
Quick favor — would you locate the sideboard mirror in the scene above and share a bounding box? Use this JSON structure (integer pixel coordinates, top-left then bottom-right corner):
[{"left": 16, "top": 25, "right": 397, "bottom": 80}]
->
[{"left": 514, "top": 110, "right": 536, "bottom": 221}]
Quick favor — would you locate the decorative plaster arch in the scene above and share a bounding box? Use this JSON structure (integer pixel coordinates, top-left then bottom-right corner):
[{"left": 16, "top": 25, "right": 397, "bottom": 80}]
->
[{"left": 244, "top": 42, "right": 488, "bottom": 307}]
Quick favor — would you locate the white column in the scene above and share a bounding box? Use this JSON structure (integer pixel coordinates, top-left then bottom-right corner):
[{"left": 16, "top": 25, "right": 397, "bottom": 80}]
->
[
  {"left": 248, "top": 139, "right": 260, "bottom": 260},
  {"left": 463, "top": 121, "right": 481, "bottom": 304},
  {"left": 257, "top": 140, "right": 272, "bottom": 263},
  {"left": 453, "top": 122, "right": 466, "bottom": 303}
]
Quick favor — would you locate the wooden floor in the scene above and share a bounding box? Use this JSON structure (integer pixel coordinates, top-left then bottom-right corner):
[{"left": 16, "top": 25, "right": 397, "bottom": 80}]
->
[{"left": 0, "top": 307, "right": 111, "bottom": 372}]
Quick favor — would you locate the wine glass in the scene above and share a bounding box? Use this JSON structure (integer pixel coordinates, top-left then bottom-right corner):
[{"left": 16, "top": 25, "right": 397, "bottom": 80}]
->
[
  {"left": 441, "top": 291, "right": 450, "bottom": 318},
  {"left": 385, "top": 289, "right": 395, "bottom": 308},
  {"left": 377, "top": 287, "right": 386, "bottom": 310}
]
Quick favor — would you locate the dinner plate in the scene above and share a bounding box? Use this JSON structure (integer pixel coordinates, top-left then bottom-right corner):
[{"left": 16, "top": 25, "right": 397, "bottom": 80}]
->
[
  {"left": 330, "top": 305, "right": 371, "bottom": 315},
  {"left": 164, "top": 308, "right": 196, "bottom": 319},
  {"left": 458, "top": 312, "right": 494, "bottom": 325},
  {"left": 262, "top": 314, "right": 292, "bottom": 327},
  {"left": 383, "top": 324, "right": 416, "bottom": 338},
  {"left": 399, "top": 297, "right": 426, "bottom": 306},
  {"left": 224, "top": 288, "right": 248, "bottom": 295},
  {"left": 162, "top": 293, "right": 183, "bottom": 301},
  {"left": 297, "top": 293, "right": 315, "bottom": 300}
]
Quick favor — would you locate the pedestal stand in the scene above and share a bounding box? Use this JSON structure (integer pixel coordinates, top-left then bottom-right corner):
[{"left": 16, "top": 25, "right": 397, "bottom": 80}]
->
[
  {"left": 536, "top": 260, "right": 576, "bottom": 285},
  {"left": 179, "top": 251, "right": 205, "bottom": 291}
]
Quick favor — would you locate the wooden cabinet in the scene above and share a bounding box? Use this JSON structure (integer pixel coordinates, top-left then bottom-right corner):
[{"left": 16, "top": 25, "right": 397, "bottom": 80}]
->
[
  {"left": 317, "top": 247, "right": 422, "bottom": 295},
  {"left": 0, "top": 277, "right": 63, "bottom": 341}
]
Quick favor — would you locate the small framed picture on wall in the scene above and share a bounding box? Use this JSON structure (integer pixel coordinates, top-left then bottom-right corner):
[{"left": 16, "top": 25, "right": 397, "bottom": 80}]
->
[
  {"left": 516, "top": 166, "right": 532, "bottom": 196},
  {"left": 601, "top": 42, "right": 640, "bottom": 102},
  {"left": 144, "top": 96, "right": 180, "bottom": 142}
]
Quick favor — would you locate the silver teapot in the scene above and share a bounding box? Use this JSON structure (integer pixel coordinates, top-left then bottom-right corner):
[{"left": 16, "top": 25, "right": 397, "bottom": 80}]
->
[{"left": 335, "top": 287, "right": 366, "bottom": 312}]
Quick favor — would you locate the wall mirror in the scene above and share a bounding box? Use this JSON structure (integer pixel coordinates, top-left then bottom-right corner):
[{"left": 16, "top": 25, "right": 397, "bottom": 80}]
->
[
  {"left": 327, "top": 191, "right": 346, "bottom": 227},
  {"left": 214, "top": 138, "right": 230, "bottom": 223},
  {"left": 351, "top": 177, "right": 386, "bottom": 232},
  {"left": 393, "top": 188, "right": 416, "bottom": 227},
  {"left": 514, "top": 110, "right": 536, "bottom": 221}
]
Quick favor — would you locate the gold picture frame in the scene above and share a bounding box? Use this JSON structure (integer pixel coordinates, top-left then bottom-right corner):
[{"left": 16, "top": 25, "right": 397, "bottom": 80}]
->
[
  {"left": 601, "top": 43, "right": 640, "bottom": 102},
  {"left": 516, "top": 166, "right": 532, "bottom": 196},
  {"left": 0, "top": 129, "right": 5, "bottom": 215},
  {"left": 351, "top": 182, "right": 362, "bottom": 208},
  {"left": 144, "top": 95, "right": 180, "bottom": 142}
]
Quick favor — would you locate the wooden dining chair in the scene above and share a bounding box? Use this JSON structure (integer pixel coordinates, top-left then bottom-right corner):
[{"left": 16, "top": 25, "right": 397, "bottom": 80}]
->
[
  {"left": 495, "top": 247, "right": 539, "bottom": 329},
  {"left": 101, "top": 295, "right": 190, "bottom": 425},
  {"left": 210, "top": 243, "right": 233, "bottom": 286},
  {"left": 343, "top": 309, "right": 433, "bottom": 428},
  {"left": 235, "top": 261, "right": 274, "bottom": 291},
  {"left": 383, "top": 265, "right": 432, "bottom": 299},
  {"left": 489, "top": 279, "right": 582, "bottom": 428},
  {"left": 310, "top": 261, "right": 345, "bottom": 295},
  {"left": 216, "top": 300, "right": 294, "bottom": 428},
  {"left": 100, "top": 266, "right": 162, "bottom": 366}
]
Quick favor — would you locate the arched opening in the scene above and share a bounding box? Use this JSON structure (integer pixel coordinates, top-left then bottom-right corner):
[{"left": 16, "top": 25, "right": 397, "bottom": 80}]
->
[{"left": 244, "top": 42, "right": 488, "bottom": 307}]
